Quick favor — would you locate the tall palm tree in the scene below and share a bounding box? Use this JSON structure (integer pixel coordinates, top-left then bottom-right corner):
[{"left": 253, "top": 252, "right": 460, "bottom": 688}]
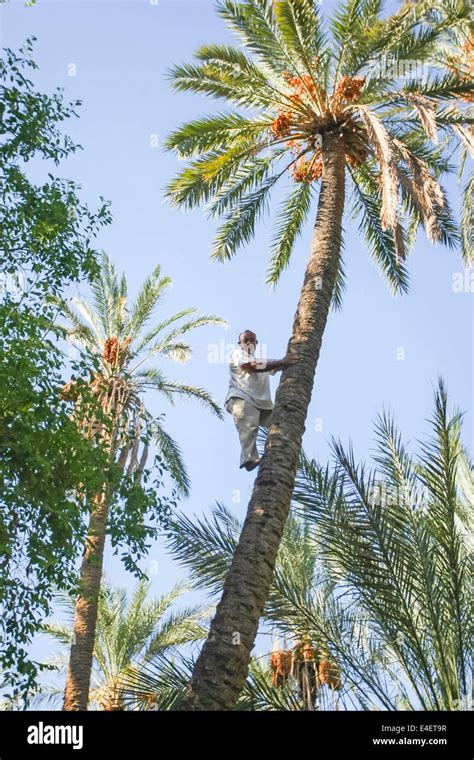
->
[
  {"left": 165, "top": 0, "right": 473, "bottom": 708},
  {"left": 31, "top": 578, "right": 208, "bottom": 710},
  {"left": 164, "top": 380, "right": 472, "bottom": 710},
  {"left": 52, "top": 252, "right": 226, "bottom": 710}
]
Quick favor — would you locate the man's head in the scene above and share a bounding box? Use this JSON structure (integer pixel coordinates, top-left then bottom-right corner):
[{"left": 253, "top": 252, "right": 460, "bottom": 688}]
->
[{"left": 238, "top": 330, "right": 257, "bottom": 354}]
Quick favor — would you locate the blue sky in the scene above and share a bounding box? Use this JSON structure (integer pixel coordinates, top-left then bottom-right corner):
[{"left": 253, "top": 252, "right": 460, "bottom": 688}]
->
[{"left": 1, "top": 0, "right": 472, "bottom": 689}]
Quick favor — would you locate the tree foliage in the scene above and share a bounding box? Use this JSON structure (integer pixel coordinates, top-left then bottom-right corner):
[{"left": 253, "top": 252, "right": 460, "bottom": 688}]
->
[
  {"left": 0, "top": 39, "right": 114, "bottom": 698},
  {"left": 166, "top": 0, "right": 473, "bottom": 300}
]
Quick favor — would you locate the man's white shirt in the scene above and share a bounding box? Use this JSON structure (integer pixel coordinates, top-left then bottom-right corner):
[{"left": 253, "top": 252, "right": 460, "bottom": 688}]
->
[{"left": 225, "top": 346, "right": 278, "bottom": 410}]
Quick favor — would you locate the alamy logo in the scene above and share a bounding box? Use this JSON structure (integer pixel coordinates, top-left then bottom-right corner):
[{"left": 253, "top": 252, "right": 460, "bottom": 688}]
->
[{"left": 27, "top": 721, "right": 83, "bottom": 750}]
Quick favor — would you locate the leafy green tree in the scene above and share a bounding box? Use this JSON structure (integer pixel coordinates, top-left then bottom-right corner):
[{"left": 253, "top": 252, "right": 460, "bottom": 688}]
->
[
  {"left": 165, "top": 0, "right": 473, "bottom": 709},
  {"left": 0, "top": 38, "right": 112, "bottom": 699},
  {"left": 164, "top": 380, "right": 472, "bottom": 711},
  {"left": 51, "top": 252, "right": 226, "bottom": 710},
  {"left": 29, "top": 578, "right": 208, "bottom": 710}
]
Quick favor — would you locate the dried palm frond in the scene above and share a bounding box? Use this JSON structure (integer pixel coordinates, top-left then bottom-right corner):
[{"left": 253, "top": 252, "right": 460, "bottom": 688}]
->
[
  {"left": 393, "top": 222, "right": 406, "bottom": 262},
  {"left": 395, "top": 139, "right": 446, "bottom": 243},
  {"left": 403, "top": 92, "right": 438, "bottom": 143},
  {"left": 357, "top": 106, "right": 399, "bottom": 234},
  {"left": 453, "top": 124, "right": 474, "bottom": 157}
]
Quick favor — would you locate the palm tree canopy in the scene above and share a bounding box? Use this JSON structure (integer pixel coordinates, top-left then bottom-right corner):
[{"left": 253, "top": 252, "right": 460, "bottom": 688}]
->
[
  {"left": 165, "top": 0, "right": 473, "bottom": 296},
  {"left": 50, "top": 251, "right": 227, "bottom": 493},
  {"left": 33, "top": 578, "right": 209, "bottom": 710}
]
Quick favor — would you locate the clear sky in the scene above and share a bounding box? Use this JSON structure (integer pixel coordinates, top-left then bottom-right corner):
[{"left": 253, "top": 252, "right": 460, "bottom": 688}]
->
[{"left": 1, "top": 0, "right": 472, "bottom": 689}]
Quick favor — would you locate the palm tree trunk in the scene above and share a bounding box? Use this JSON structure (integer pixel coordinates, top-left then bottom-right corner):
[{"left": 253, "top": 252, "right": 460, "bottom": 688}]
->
[
  {"left": 63, "top": 396, "right": 130, "bottom": 711},
  {"left": 63, "top": 491, "right": 111, "bottom": 711},
  {"left": 180, "top": 133, "right": 346, "bottom": 710}
]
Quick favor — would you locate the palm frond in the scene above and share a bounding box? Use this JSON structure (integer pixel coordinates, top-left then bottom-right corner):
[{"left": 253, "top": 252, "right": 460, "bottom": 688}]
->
[
  {"left": 415, "top": 378, "right": 470, "bottom": 697},
  {"left": 460, "top": 175, "right": 473, "bottom": 265},
  {"left": 349, "top": 166, "right": 409, "bottom": 293},
  {"left": 69, "top": 297, "right": 105, "bottom": 344},
  {"left": 159, "top": 380, "right": 224, "bottom": 419},
  {"left": 48, "top": 296, "right": 101, "bottom": 352},
  {"left": 216, "top": 0, "right": 294, "bottom": 76},
  {"left": 165, "top": 111, "right": 272, "bottom": 158},
  {"left": 206, "top": 152, "right": 286, "bottom": 220},
  {"left": 167, "top": 44, "right": 277, "bottom": 109},
  {"left": 39, "top": 620, "right": 73, "bottom": 647},
  {"left": 211, "top": 175, "right": 281, "bottom": 261},
  {"left": 165, "top": 502, "right": 239, "bottom": 596},
  {"left": 130, "top": 313, "right": 225, "bottom": 372},
  {"left": 165, "top": 142, "right": 267, "bottom": 211},
  {"left": 150, "top": 421, "right": 191, "bottom": 496},
  {"left": 48, "top": 319, "right": 97, "bottom": 355},
  {"left": 134, "top": 367, "right": 176, "bottom": 405},
  {"left": 356, "top": 2, "right": 470, "bottom": 84},
  {"left": 93, "top": 251, "right": 126, "bottom": 337},
  {"left": 132, "top": 308, "right": 199, "bottom": 356},
  {"left": 331, "top": 237, "right": 347, "bottom": 311},
  {"left": 154, "top": 341, "right": 192, "bottom": 365},
  {"left": 266, "top": 180, "right": 314, "bottom": 286},
  {"left": 330, "top": 0, "right": 384, "bottom": 80},
  {"left": 125, "top": 266, "right": 172, "bottom": 340},
  {"left": 272, "top": 0, "right": 326, "bottom": 72},
  {"left": 120, "top": 650, "right": 193, "bottom": 711},
  {"left": 159, "top": 314, "right": 228, "bottom": 345},
  {"left": 356, "top": 105, "right": 399, "bottom": 234},
  {"left": 27, "top": 683, "right": 64, "bottom": 710},
  {"left": 144, "top": 607, "right": 208, "bottom": 657}
]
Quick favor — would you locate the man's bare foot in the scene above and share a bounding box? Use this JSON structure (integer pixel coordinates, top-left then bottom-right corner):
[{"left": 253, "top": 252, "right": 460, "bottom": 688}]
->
[{"left": 244, "top": 458, "right": 260, "bottom": 471}]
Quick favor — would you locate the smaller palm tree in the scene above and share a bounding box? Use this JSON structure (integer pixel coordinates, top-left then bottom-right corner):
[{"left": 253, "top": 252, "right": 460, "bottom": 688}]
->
[
  {"left": 32, "top": 578, "right": 209, "bottom": 711},
  {"left": 51, "top": 252, "right": 226, "bottom": 711}
]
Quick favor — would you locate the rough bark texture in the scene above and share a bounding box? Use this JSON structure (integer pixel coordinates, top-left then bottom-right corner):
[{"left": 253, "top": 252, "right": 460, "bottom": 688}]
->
[
  {"left": 63, "top": 492, "right": 110, "bottom": 711},
  {"left": 180, "top": 135, "right": 346, "bottom": 711}
]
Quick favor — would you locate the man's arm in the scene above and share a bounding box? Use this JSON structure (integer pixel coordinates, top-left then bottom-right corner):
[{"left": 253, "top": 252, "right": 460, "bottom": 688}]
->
[{"left": 239, "top": 355, "right": 297, "bottom": 373}]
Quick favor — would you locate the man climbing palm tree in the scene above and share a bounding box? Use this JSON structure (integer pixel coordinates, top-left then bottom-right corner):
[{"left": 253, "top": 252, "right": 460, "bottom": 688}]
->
[
  {"left": 165, "top": 0, "right": 472, "bottom": 710},
  {"left": 225, "top": 330, "right": 297, "bottom": 470}
]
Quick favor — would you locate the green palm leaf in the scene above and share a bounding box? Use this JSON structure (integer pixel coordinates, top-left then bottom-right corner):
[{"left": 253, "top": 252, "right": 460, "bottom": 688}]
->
[{"left": 266, "top": 180, "right": 314, "bottom": 286}]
